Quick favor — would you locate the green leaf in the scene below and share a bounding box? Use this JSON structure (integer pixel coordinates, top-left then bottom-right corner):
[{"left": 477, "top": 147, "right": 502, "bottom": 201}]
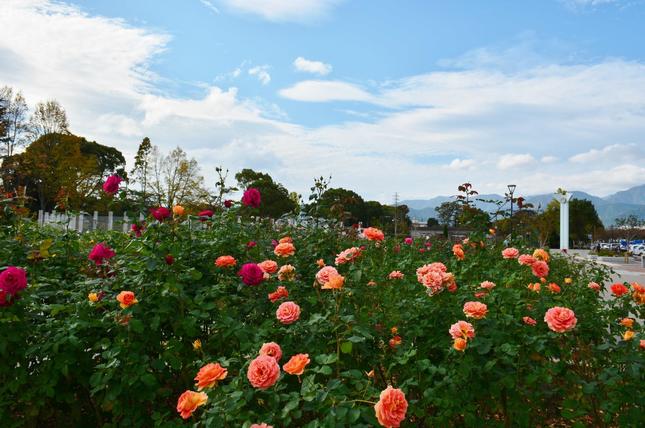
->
[{"left": 340, "top": 341, "right": 353, "bottom": 354}]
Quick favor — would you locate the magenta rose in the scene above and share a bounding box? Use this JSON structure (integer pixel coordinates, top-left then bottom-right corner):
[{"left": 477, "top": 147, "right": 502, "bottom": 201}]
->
[
  {"left": 224, "top": 199, "right": 233, "bottom": 208},
  {"left": 198, "top": 210, "right": 214, "bottom": 222},
  {"left": 102, "top": 174, "right": 122, "bottom": 196},
  {"left": 242, "top": 188, "right": 261, "bottom": 208},
  {"left": 0, "top": 266, "right": 28, "bottom": 295},
  {"left": 151, "top": 207, "right": 171, "bottom": 222},
  {"left": 238, "top": 263, "right": 264, "bottom": 286},
  {"left": 88, "top": 243, "right": 116, "bottom": 266}
]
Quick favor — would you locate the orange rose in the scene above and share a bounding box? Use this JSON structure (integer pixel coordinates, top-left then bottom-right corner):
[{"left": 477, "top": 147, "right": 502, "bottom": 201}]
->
[
  {"left": 533, "top": 248, "right": 550, "bottom": 262},
  {"left": 374, "top": 386, "right": 408, "bottom": 428},
  {"left": 548, "top": 283, "right": 561, "bottom": 293},
  {"left": 283, "top": 353, "right": 310, "bottom": 375},
  {"left": 363, "top": 227, "right": 385, "bottom": 241},
  {"left": 279, "top": 236, "right": 292, "bottom": 244},
  {"left": 316, "top": 259, "right": 325, "bottom": 268},
  {"left": 623, "top": 330, "right": 635, "bottom": 341},
  {"left": 564, "top": 277, "right": 572, "bottom": 284},
  {"left": 176, "top": 390, "right": 207, "bottom": 419},
  {"left": 463, "top": 301, "right": 488, "bottom": 319},
  {"left": 258, "top": 260, "right": 278, "bottom": 274},
  {"left": 88, "top": 292, "right": 99, "bottom": 302},
  {"left": 267, "top": 286, "right": 289, "bottom": 303},
  {"left": 274, "top": 242, "right": 295, "bottom": 257},
  {"left": 116, "top": 291, "right": 138, "bottom": 309},
  {"left": 194, "top": 362, "right": 228, "bottom": 390},
  {"left": 531, "top": 261, "right": 549, "bottom": 278},
  {"left": 172, "top": 205, "right": 185, "bottom": 216},
  {"left": 620, "top": 318, "right": 634, "bottom": 328},
  {"left": 321, "top": 274, "right": 345, "bottom": 290},
  {"left": 215, "top": 255, "right": 237, "bottom": 267},
  {"left": 631, "top": 282, "right": 644, "bottom": 304},
  {"left": 544, "top": 306, "right": 577, "bottom": 333},
  {"left": 452, "top": 244, "right": 465, "bottom": 260},
  {"left": 527, "top": 283, "right": 541, "bottom": 293},
  {"left": 259, "top": 342, "right": 282, "bottom": 361},
  {"left": 453, "top": 338, "right": 467, "bottom": 351},
  {"left": 389, "top": 335, "right": 402, "bottom": 349},
  {"left": 611, "top": 283, "right": 629, "bottom": 297},
  {"left": 192, "top": 339, "right": 202, "bottom": 350}
]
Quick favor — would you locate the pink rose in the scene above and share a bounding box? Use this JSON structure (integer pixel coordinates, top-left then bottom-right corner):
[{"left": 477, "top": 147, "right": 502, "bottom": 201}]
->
[
  {"left": 502, "top": 247, "right": 519, "bottom": 259},
  {"left": 242, "top": 188, "right": 261, "bottom": 208},
  {"left": 404, "top": 237, "right": 413, "bottom": 245},
  {"left": 522, "top": 316, "right": 537, "bottom": 326},
  {"left": 388, "top": 271, "right": 405, "bottom": 280},
  {"left": 250, "top": 424, "right": 273, "bottom": 428},
  {"left": 150, "top": 207, "right": 171, "bottom": 222},
  {"left": 518, "top": 254, "right": 536, "bottom": 266},
  {"left": 463, "top": 301, "right": 488, "bottom": 319},
  {"left": 531, "top": 260, "right": 549, "bottom": 278},
  {"left": 0, "top": 266, "right": 27, "bottom": 295},
  {"left": 587, "top": 281, "right": 601, "bottom": 292},
  {"left": 480, "top": 281, "right": 496, "bottom": 290},
  {"left": 374, "top": 386, "right": 408, "bottom": 428},
  {"left": 259, "top": 342, "right": 282, "bottom": 362},
  {"left": 247, "top": 355, "right": 280, "bottom": 389},
  {"left": 238, "top": 263, "right": 264, "bottom": 286},
  {"left": 102, "top": 174, "right": 122, "bottom": 196},
  {"left": 258, "top": 260, "right": 278, "bottom": 274},
  {"left": 276, "top": 301, "right": 300, "bottom": 325},
  {"left": 449, "top": 320, "right": 475, "bottom": 340},
  {"left": 88, "top": 243, "right": 116, "bottom": 265},
  {"left": 544, "top": 306, "right": 577, "bottom": 333},
  {"left": 315, "top": 266, "right": 339, "bottom": 285}
]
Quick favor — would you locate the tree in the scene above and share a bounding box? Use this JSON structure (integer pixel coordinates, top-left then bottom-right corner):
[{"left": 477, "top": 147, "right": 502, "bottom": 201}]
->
[
  {"left": 0, "top": 133, "right": 125, "bottom": 210},
  {"left": 313, "top": 187, "right": 364, "bottom": 225},
  {"left": 426, "top": 217, "right": 439, "bottom": 227},
  {"left": 534, "top": 198, "right": 604, "bottom": 248},
  {"left": 435, "top": 201, "right": 463, "bottom": 227},
  {"left": 149, "top": 146, "right": 208, "bottom": 207},
  {"left": 235, "top": 168, "right": 296, "bottom": 218},
  {"left": 28, "top": 100, "right": 69, "bottom": 140},
  {"left": 130, "top": 137, "right": 153, "bottom": 206},
  {"left": 0, "top": 86, "right": 29, "bottom": 158}
]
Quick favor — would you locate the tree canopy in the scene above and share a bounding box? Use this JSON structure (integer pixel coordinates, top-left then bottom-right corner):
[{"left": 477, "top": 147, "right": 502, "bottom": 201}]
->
[{"left": 235, "top": 168, "right": 297, "bottom": 218}]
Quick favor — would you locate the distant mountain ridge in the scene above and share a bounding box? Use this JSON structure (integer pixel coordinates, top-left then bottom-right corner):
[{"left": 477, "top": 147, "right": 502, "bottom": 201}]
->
[{"left": 403, "top": 184, "right": 645, "bottom": 227}]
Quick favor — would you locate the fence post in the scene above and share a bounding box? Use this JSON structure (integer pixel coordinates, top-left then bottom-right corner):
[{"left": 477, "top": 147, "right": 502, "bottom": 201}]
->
[
  {"left": 107, "top": 211, "right": 113, "bottom": 231},
  {"left": 139, "top": 212, "right": 144, "bottom": 222},
  {"left": 43, "top": 212, "right": 49, "bottom": 225},
  {"left": 92, "top": 211, "right": 98, "bottom": 230},
  {"left": 77, "top": 213, "right": 84, "bottom": 233},
  {"left": 122, "top": 212, "right": 129, "bottom": 233},
  {"left": 38, "top": 210, "right": 44, "bottom": 226},
  {"left": 67, "top": 214, "right": 76, "bottom": 231}
]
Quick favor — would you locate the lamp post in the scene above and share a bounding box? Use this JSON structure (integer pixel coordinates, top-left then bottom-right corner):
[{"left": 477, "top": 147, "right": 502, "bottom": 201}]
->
[{"left": 507, "top": 184, "right": 516, "bottom": 242}]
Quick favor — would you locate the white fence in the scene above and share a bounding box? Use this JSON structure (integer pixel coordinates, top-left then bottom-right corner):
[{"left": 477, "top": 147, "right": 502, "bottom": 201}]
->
[{"left": 38, "top": 210, "right": 145, "bottom": 233}]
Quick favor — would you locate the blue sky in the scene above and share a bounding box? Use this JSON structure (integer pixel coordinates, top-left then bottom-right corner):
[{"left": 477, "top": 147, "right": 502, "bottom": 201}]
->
[{"left": 1, "top": 0, "right": 645, "bottom": 201}]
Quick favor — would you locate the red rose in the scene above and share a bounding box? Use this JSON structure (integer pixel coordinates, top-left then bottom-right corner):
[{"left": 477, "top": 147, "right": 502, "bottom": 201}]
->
[
  {"left": 151, "top": 207, "right": 171, "bottom": 222},
  {"left": 102, "top": 174, "right": 122, "bottom": 196}
]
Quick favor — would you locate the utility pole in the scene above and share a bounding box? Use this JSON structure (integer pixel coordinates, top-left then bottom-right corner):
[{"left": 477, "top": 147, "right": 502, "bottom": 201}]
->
[{"left": 393, "top": 192, "right": 399, "bottom": 238}]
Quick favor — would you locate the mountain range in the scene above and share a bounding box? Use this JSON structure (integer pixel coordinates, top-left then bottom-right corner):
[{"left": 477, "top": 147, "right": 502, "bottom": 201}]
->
[{"left": 403, "top": 184, "right": 645, "bottom": 227}]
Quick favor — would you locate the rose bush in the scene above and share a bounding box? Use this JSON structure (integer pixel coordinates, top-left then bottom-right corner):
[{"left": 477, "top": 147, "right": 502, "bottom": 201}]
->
[{"left": 0, "top": 205, "right": 642, "bottom": 427}]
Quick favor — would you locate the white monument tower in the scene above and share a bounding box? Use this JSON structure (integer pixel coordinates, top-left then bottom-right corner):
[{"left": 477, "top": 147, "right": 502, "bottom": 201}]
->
[{"left": 554, "top": 190, "right": 573, "bottom": 251}]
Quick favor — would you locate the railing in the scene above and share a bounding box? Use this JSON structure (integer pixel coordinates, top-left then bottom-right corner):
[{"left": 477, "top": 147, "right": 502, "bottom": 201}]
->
[{"left": 37, "top": 210, "right": 145, "bottom": 233}]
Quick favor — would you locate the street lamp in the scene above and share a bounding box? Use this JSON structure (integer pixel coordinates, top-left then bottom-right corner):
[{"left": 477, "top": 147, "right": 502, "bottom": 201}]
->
[{"left": 507, "top": 184, "right": 516, "bottom": 242}]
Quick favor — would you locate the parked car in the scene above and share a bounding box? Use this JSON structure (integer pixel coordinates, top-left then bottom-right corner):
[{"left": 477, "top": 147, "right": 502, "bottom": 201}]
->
[{"left": 632, "top": 244, "right": 645, "bottom": 256}]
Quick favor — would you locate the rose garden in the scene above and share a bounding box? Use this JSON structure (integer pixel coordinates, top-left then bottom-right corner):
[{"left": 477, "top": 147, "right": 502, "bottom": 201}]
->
[{"left": 0, "top": 179, "right": 643, "bottom": 428}]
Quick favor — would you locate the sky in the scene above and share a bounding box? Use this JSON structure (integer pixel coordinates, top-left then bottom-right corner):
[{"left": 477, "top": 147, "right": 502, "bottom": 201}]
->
[{"left": 1, "top": 0, "right": 645, "bottom": 202}]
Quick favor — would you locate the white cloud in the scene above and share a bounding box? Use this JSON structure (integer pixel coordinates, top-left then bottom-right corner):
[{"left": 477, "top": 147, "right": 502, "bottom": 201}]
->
[
  {"left": 541, "top": 156, "right": 559, "bottom": 163},
  {"left": 569, "top": 143, "right": 644, "bottom": 163},
  {"left": 217, "top": 0, "right": 343, "bottom": 22},
  {"left": 447, "top": 158, "right": 475, "bottom": 170},
  {"left": 199, "top": 0, "right": 220, "bottom": 14},
  {"left": 279, "top": 80, "right": 373, "bottom": 102},
  {"left": 293, "top": 57, "right": 332, "bottom": 75},
  {"left": 248, "top": 65, "right": 271, "bottom": 85},
  {"left": 497, "top": 154, "right": 536, "bottom": 170}
]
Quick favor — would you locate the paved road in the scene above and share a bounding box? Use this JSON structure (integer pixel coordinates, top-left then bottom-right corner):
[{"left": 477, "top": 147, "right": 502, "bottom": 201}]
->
[{"left": 566, "top": 249, "right": 645, "bottom": 285}]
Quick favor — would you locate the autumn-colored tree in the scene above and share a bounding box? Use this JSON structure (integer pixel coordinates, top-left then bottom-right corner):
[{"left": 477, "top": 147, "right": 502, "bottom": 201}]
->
[
  {"left": 149, "top": 146, "right": 208, "bottom": 207},
  {"left": 28, "top": 100, "right": 69, "bottom": 141}
]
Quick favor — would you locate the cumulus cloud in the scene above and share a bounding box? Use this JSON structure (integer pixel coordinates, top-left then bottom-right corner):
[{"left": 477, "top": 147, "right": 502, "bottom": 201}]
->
[
  {"left": 293, "top": 57, "right": 332, "bottom": 75},
  {"left": 279, "top": 80, "right": 373, "bottom": 102},
  {"left": 248, "top": 65, "right": 271, "bottom": 85},
  {"left": 569, "top": 143, "right": 644, "bottom": 163},
  {"left": 497, "top": 154, "right": 536, "bottom": 170},
  {"left": 447, "top": 158, "right": 475, "bottom": 170},
  {"left": 217, "top": 0, "right": 344, "bottom": 22}
]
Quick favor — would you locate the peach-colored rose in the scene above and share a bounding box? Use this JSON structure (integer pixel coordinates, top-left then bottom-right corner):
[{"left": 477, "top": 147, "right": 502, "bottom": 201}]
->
[
  {"left": 247, "top": 355, "right": 280, "bottom": 389},
  {"left": 389, "top": 335, "right": 402, "bottom": 349},
  {"left": 268, "top": 286, "right": 289, "bottom": 303},
  {"left": 176, "top": 390, "right": 208, "bottom": 419},
  {"left": 172, "top": 205, "right": 185, "bottom": 216},
  {"left": 116, "top": 291, "right": 138, "bottom": 309},
  {"left": 215, "top": 255, "right": 237, "bottom": 267},
  {"left": 279, "top": 236, "right": 293, "bottom": 244},
  {"left": 518, "top": 254, "right": 536, "bottom": 265},
  {"left": 533, "top": 248, "right": 550, "bottom": 262},
  {"left": 276, "top": 301, "right": 300, "bottom": 325},
  {"left": 632, "top": 282, "right": 645, "bottom": 304},
  {"left": 453, "top": 338, "right": 467, "bottom": 351},
  {"left": 531, "top": 260, "right": 549, "bottom": 278},
  {"left": 316, "top": 266, "right": 339, "bottom": 285},
  {"left": 463, "top": 301, "right": 488, "bottom": 319},
  {"left": 374, "top": 386, "right": 408, "bottom": 428},
  {"left": 452, "top": 244, "right": 465, "bottom": 260},
  {"left": 474, "top": 291, "right": 487, "bottom": 299},
  {"left": 259, "top": 342, "right": 282, "bottom": 362},
  {"left": 368, "top": 280, "right": 377, "bottom": 286},
  {"left": 316, "top": 258, "right": 325, "bottom": 267},
  {"left": 640, "top": 339, "right": 645, "bottom": 350},
  {"left": 544, "top": 306, "right": 577, "bottom": 333},
  {"left": 623, "top": 330, "right": 635, "bottom": 341},
  {"left": 277, "top": 264, "right": 296, "bottom": 281},
  {"left": 250, "top": 424, "right": 273, "bottom": 428},
  {"left": 522, "top": 316, "right": 537, "bottom": 326},
  {"left": 449, "top": 320, "right": 475, "bottom": 340},
  {"left": 502, "top": 247, "right": 519, "bottom": 259},
  {"left": 274, "top": 242, "right": 295, "bottom": 257},
  {"left": 194, "top": 363, "right": 227, "bottom": 390},
  {"left": 480, "top": 281, "right": 496, "bottom": 290},
  {"left": 192, "top": 339, "right": 201, "bottom": 350},
  {"left": 388, "top": 271, "right": 404, "bottom": 280},
  {"left": 335, "top": 247, "right": 362, "bottom": 265},
  {"left": 588, "top": 281, "right": 601, "bottom": 292},
  {"left": 620, "top": 318, "right": 634, "bottom": 328},
  {"left": 363, "top": 227, "right": 385, "bottom": 241},
  {"left": 321, "top": 274, "right": 345, "bottom": 290},
  {"left": 527, "top": 282, "right": 541, "bottom": 293},
  {"left": 88, "top": 292, "right": 99, "bottom": 302},
  {"left": 258, "top": 260, "right": 278, "bottom": 274},
  {"left": 283, "top": 353, "right": 310, "bottom": 375},
  {"left": 564, "top": 277, "right": 572, "bottom": 284},
  {"left": 548, "top": 282, "right": 561, "bottom": 293}
]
